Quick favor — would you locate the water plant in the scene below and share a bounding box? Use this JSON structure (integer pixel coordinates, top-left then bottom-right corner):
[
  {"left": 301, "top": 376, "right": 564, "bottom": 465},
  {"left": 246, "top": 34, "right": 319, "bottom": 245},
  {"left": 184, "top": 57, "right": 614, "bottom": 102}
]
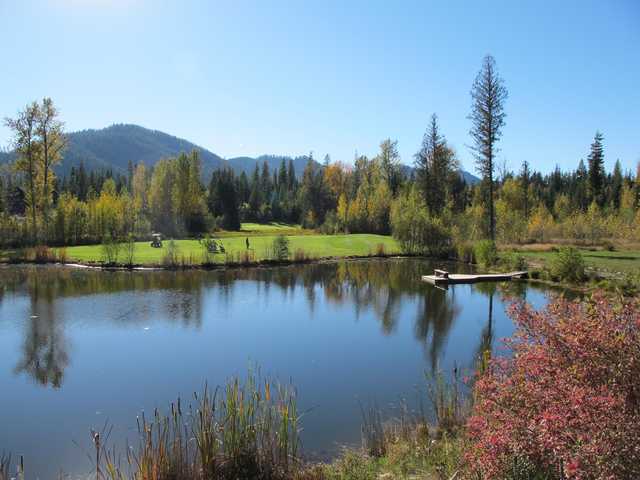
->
[
  {"left": 99, "top": 372, "right": 300, "bottom": 480},
  {"left": 473, "top": 240, "right": 498, "bottom": 268},
  {"left": 549, "top": 246, "right": 585, "bottom": 282},
  {"left": 123, "top": 234, "right": 136, "bottom": 268},
  {"left": 101, "top": 234, "right": 121, "bottom": 265},
  {"left": 162, "top": 240, "right": 180, "bottom": 268}
]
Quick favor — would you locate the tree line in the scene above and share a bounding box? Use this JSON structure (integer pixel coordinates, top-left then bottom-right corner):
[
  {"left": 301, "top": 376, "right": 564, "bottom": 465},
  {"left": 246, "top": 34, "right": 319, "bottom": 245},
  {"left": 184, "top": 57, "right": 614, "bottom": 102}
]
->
[{"left": 1, "top": 56, "right": 639, "bottom": 251}]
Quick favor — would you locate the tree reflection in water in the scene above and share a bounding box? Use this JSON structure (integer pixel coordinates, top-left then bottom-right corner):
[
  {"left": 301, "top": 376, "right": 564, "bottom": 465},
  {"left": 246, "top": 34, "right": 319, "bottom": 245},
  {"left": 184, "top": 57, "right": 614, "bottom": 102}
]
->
[
  {"left": 3, "top": 259, "right": 511, "bottom": 388},
  {"left": 14, "top": 272, "right": 69, "bottom": 388}
]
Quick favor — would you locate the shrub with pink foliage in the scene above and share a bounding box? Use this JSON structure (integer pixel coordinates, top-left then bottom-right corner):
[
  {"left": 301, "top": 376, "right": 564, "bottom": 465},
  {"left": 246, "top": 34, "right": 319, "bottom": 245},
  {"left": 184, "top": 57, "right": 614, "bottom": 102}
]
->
[{"left": 466, "top": 293, "right": 640, "bottom": 480}]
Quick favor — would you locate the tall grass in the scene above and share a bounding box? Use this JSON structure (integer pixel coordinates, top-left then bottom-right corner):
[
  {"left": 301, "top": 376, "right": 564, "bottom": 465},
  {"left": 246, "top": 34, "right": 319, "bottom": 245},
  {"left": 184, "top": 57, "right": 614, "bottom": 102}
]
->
[
  {"left": 292, "top": 248, "right": 311, "bottom": 262},
  {"left": 162, "top": 240, "right": 180, "bottom": 268},
  {"left": 225, "top": 250, "right": 256, "bottom": 266},
  {"left": 0, "top": 454, "right": 9, "bottom": 480},
  {"left": 100, "top": 373, "right": 300, "bottom": 480},
  {"left": 373, "top": 243, "right": 386, "bottom": 257},
  {"left": 0, "top": 454, "right": 24, "bottom": 480},
  {"left": 28, "top": 245, "right": 57, "bottom": 263},
  {"left": 427, "top": 368, "right": 467, "bottom": 436},
  {"left": 359, "top": 402, "right": 386, "bottom": 457}
]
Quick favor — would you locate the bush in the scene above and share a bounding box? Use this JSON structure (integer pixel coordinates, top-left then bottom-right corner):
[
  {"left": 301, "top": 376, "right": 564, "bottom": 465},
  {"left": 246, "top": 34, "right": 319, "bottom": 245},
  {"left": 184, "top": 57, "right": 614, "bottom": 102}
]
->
[
  {"left": 266, "top": 235, "right": 290, "bottom": 261},
  {"left": 320, "top": 210, "right": 340, "bottom": 234},
  {"left": 501, "top": 252, "right": 527, "bottom": 271},
  {"left": 474, "top": 240, "right": 497, "bottom": 268},
  {"left": 549, "top": 246, "right": 585, "bottom": 282},
  {"left": 293, "top": 248, "right": 310, "bottom": 262},
  {"left": 57, "top": 247, "right": 68, "bottom": 264},
  {"left": 455, "top": 242, "right": 475, "bottom": 264},
  {"left": 390, "top": 188, "right": 452, "bottom": 257},
  {"left": 100, "top": 234, "right": 120, "bottom": 265},
  {"left": 466, "top": 294, "right": 640, "bottom": 479},
  {"left": 123, "top": 233, "right": 136, "bottom": 267},
  {"left": 162, "top": 239, "right": 180, "bottom": 267}
]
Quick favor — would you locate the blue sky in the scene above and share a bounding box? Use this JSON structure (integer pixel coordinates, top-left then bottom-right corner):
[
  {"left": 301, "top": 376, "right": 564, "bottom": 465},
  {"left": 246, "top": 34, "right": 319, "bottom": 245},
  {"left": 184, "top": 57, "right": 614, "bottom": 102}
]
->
[{"left": 1, "top": 0, "right": 638, "bottom": 174}]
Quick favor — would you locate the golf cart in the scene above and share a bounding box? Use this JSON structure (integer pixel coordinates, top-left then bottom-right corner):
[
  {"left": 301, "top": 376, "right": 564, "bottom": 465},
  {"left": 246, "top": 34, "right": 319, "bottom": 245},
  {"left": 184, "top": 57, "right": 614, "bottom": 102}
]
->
[{"left": 150, "top": 233, "right": 163, "bottom": 248}]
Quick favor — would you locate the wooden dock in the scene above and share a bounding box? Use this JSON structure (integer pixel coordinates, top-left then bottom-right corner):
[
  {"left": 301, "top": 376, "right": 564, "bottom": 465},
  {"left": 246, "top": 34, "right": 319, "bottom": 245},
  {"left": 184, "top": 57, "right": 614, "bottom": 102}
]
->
[{"left": 422, "top": 270, "right": 528, "bottom": 286}]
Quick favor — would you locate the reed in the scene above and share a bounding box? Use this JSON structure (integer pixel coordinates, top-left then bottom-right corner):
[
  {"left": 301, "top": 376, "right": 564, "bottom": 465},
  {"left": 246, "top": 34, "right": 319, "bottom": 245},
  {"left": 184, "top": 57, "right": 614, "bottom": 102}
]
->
[
  {"left": 162, "top": 240, "right": 180, "bottom": 268},
  {"left": 225, "top": 250, "right": 256, "bottom": 266},
  {"left": 57, "top": 247, "right": 68, "bottom": 264},
  {"left": 101, "top": 372, "right": 300, "bottom": 480},
  {"left": 374, "top": 243, "right": 386, "bottom": 256},
  {"left": 427, "top": 367, "right": 467, "bottom": 436},
  {"left": 0, "top": 453, "right": 9, "bottom": 480},
  {"left": 26, "top": 245, "right": 57, "bottom": 263},
  {"left": 292, "top": 248, "right": 310, "bottom": 262},
  {"left": 359, "top": 402, "right": 386, "bottom": 457}
]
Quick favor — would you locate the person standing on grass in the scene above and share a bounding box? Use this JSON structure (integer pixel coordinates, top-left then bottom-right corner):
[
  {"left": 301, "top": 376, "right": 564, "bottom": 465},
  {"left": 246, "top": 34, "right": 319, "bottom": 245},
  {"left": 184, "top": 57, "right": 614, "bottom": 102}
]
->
[{"left": 246, "top": 237, "right": 250, "bottom": 250}]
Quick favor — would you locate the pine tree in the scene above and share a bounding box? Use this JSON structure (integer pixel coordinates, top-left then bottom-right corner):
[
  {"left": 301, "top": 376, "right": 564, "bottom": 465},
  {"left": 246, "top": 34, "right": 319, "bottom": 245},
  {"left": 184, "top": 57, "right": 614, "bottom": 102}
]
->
[
  {"left": 520, "top": 160, "right": 531, "bottom": 219},
  {"left": 287, "top": 159, "right": 296, "bottom": 192},
  {"left": 248, "top": 164, "right": 261, "bottom": 219},
  {"left": 609, "top": 159, "right": 623, "bottom": 210},
  {"left": 208, "top": 169, "right": 240, "bottom": 230},
  {"left": 415, "top": 114, "right": 457, "bottom": 215},
  {"left": 575, "top": 159, "right": 588, "bottom": 211},
  {"left": 260, "top": 161, "right": 272, "bottom": 202},
  {"left": 587, "top": 131, "right": 605, "bottom": 206},
  {"left": 278, "top": 159, "right": 287, "bottom": 194},
  {"left": 468, "top": 55, "right": 508, "bottom": 241}
]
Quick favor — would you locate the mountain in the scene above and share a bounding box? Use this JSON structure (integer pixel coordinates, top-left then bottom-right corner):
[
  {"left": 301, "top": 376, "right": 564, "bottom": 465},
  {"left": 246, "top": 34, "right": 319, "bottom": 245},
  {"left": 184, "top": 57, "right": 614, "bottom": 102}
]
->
[
  {"left": 64, "top": 124, "right": 226, "bottom": 176},
  {"left": 227, "top": 155, "right": 312, "bottom": 179},
  {"left": 401, "top": 164, "right": 481, "bottom": 185},
  {"left": 0, "top": 123, "right": 480, "bottom": 184},
  {"left": 461, "top": 170, "right": 481, "bottom": 185},
  {"left": 0, "top": 124, "right": 225, "bottom": 177}
]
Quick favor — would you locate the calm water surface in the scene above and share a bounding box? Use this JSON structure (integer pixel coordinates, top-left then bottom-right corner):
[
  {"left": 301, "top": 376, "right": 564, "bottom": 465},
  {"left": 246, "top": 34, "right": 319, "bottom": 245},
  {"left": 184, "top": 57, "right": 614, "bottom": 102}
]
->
[{"left": 0, "top": 259, "right": 552, "bottom": 479}]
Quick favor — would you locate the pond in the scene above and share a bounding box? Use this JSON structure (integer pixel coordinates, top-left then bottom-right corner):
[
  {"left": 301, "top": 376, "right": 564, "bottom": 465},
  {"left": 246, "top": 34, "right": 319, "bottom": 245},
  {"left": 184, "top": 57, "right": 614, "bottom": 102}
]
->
[{"left": 0, "top": 259, "right": 553, "bottom": 479}]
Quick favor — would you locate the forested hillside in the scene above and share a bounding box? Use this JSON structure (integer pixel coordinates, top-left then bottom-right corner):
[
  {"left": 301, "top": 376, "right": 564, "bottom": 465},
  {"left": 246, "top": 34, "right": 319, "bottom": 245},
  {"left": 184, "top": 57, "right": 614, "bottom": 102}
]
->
[{"left": 0, "top": 124, "right": 480, "bottom": 183}]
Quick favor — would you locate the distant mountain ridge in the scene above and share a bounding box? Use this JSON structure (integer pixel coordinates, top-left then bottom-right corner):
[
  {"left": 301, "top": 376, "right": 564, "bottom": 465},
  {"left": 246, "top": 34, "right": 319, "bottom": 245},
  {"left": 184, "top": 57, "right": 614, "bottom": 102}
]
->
[{"left": 0, "top": 123, "right": 480, "bottom": 183}]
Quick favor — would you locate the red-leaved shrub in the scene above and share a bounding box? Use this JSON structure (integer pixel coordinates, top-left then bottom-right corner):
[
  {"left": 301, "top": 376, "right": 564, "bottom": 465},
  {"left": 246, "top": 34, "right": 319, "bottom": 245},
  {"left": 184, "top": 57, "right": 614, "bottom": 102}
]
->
[{"left": 466, "top": 293, "right": 640, "bottom": 480}]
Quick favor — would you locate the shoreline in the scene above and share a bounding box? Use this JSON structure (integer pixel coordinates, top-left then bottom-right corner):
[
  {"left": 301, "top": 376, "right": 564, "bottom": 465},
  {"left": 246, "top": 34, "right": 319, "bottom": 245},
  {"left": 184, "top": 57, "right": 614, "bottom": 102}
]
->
[{"left": 0, "top": 252, "right": 422, "bottom": 272}]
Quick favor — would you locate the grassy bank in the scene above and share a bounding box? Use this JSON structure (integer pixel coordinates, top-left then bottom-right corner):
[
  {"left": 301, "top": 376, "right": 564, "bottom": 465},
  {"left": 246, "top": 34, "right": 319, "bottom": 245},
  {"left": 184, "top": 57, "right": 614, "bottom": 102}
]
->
[
  {"left": 59, "top": 234, "right": 400, "bottom": 266},
  {"left": 513, "top": 247, "right": 640, "bottom": 276}
]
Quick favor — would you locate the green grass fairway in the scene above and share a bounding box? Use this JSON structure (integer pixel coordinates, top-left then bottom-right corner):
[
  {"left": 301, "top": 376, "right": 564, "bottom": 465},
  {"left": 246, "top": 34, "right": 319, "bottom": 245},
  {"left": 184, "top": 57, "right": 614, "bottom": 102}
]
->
[
  {"left": 217, "top": 222, "right": 309, "bottom": 237},
  {"left": 516, "top": 249, "right": 640, "bottom": 276},
  {"left": 62, "top": 233, "right": 401, "bottom": 266}
]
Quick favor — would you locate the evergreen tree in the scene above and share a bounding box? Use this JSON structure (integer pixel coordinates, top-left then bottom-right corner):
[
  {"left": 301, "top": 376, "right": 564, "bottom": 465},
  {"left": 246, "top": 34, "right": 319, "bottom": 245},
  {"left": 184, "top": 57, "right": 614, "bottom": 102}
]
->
[
  {"left": 237, "top": 171, "right": 250, "bottom": 204},
  {"left": 520, "top": 160, "right": 531, "bottom": 219},
  {"left": 575, "top": 159, "right": 588, "bottom": 211},
  {"left": 587, "top": 131, "right": 605, "bottom": 206},
  {"left": 468, "top": 55, "right": 508, "bottom": 241},
  {"left": 609, "top": 159, "right": 623, "bottom": 210},
  {"left": 287, "top": 159, "right": 296, "bottom": 192},
  {"left": 248, "top": 164, "right": 261, "bottom": 219},
  {"left": 208, "top": 169, "right": 241, "bottom": 230},
  {"left": 260, "top": 161, "right": 272, "bottom": 202},
  {"left": 298, "top": 154, "right": 329, "bottom": 227},
  {"left": 415, "top": 114, "right": 457, "bottom": 215},
  {"left": 278, "top": 159, "right": 288, "bottom": 194},
  {"left": 0, "top": 174, "right": 5, "bottom": 215}
]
